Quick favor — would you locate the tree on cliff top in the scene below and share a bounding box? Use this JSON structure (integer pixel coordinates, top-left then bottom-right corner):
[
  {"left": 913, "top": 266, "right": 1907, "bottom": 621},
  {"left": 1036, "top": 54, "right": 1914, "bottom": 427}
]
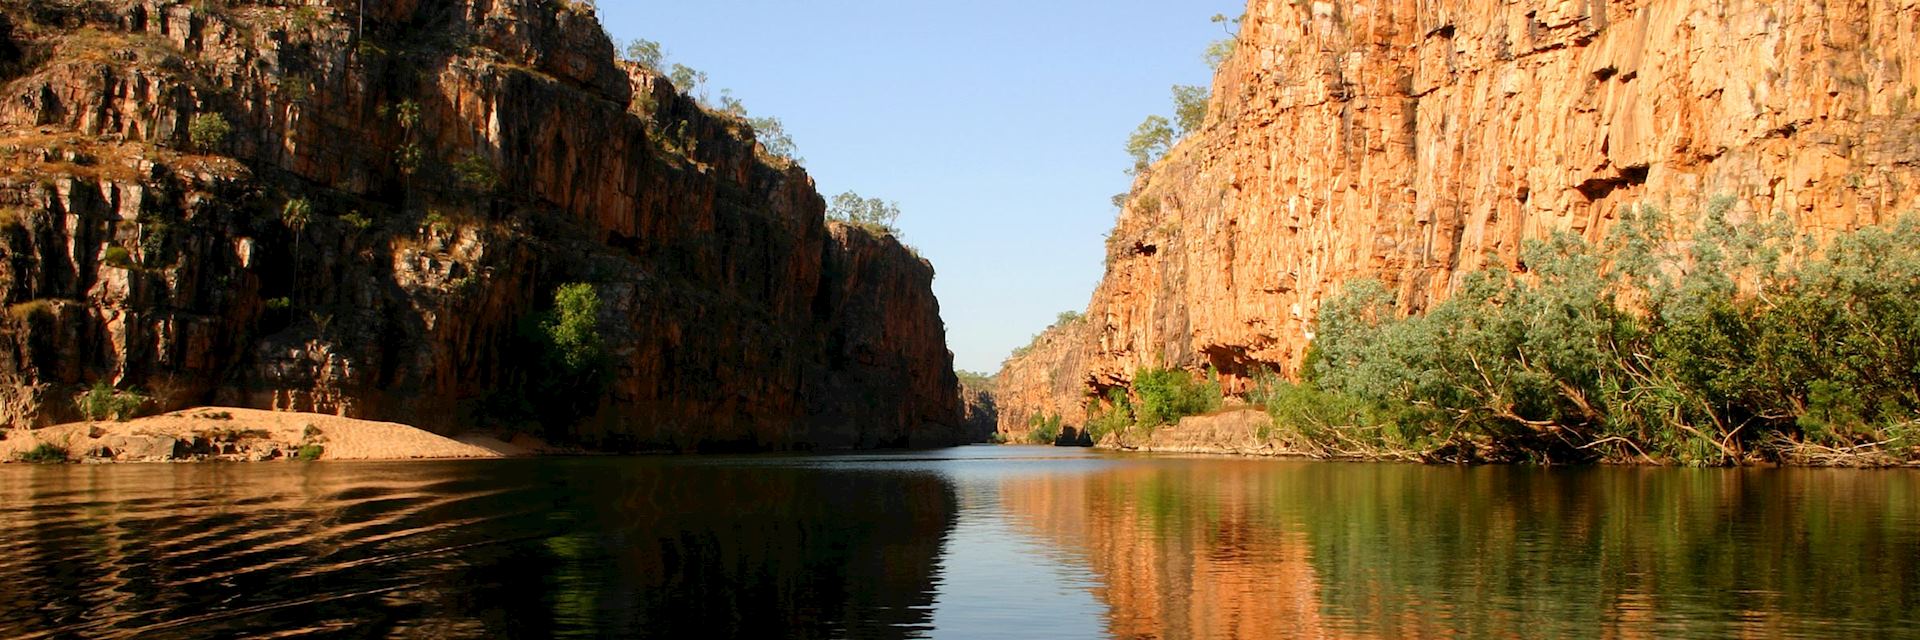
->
[
  {"left": 828, "top": 191, "right": 901, "bottom": 236},
  {"left": 1126, "top": 115, "right": 1174, "bottom": 172}
]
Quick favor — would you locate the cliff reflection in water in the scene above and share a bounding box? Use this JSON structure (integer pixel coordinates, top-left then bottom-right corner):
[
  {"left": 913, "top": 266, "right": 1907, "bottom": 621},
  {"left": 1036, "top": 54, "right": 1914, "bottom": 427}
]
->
[
  {"left": 0, "top": 459, "right": 958, "bottom": 639},
  {"left": 997, "top": 459, "right": 1920, "bottom": 639},
  {"left": 2, "top": 450, "right": 1916, "bottom": 639}
]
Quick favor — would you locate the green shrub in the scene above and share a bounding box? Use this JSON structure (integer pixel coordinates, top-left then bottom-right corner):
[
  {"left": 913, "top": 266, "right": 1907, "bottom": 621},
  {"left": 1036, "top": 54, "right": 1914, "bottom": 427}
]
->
[
  {"left": 452, "top": 153, "right": 499, "bottom": 193},
  {"left": 827, "top": 191, "right": 901, "bottom": 236},
  {"left": 1084, "top": 388, "right": 1135, "bottom": 442},
  {"left": 1132, "top": 367, "right": 1222, "bottom": 428},
  {"left": 19, "top": 443, "right": 68, "bottom": 464},
  {"left": 1172, "top": 84, "right": 1209, "bottom": 134},
  {"left": 1307, "top": 207, "right": 1920, "bottom": 465},
  {"left": 543, "top": 283, "right": 604, "bottom": 373},
  {"left": 76, "top": 381, "right": 149, "bottom": 422},
  {"left": 188, "top": 112, "right": 231, "bottom": 152},
  {"left": 624, "top": 38, "right": 665, "bottom": 69},
  {"left": 1126, "top": 115, "right": 1173, "bottom": 172},
  {"left": 102, "top": 246, "right": 135, "bottom": 269},
  {"left": 1026, "top": 413, "right": 1063, "bottom": 444},
  {"left": 295, "top": 444, "right": 324, "bottom": 461},
  {"left": 8, "top": 299, "right": 54, "bottom": 323}
]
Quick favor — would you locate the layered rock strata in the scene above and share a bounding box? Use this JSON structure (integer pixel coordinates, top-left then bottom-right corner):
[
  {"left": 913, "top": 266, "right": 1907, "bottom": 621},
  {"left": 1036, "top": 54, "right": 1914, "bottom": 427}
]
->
[
  {"left": 0, "top": 0, "right": 962, "bottom": 449},
  {"left": 997, "top": 0, "right": 1920, "bottom": 434}
]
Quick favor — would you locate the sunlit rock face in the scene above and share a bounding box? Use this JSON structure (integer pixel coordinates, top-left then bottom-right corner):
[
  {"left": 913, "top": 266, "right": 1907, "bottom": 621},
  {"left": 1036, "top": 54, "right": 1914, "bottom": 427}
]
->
[
  {"left": 0, "top": 0, "right": 962, "bottom": 449},
  {"left": 997, "top": 0, "right": 1920, "bottom": 430}
]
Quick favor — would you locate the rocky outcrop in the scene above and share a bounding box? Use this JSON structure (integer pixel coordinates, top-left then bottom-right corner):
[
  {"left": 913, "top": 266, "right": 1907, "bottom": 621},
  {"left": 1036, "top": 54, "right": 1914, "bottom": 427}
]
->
[
  {"left": 957, "top": 377, "right": 998, "bottom": 443},
  {"left": 0, "top": 0, "right": 961, "bottom": 449},
  {"left": 998, "top": 0, "right": 1920, "bottom": 431},
  {"left": 991, "top": 316, "right": 1093, "bottom": 439}
]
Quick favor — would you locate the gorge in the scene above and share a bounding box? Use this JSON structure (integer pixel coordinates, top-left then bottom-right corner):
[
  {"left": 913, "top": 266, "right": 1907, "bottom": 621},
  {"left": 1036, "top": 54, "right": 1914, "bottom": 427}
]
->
[
  {"left": 995, "top": 0, "right": 1920, "bottom": 459},
  {"left": 0, "top": 0, "right": 964, "bottom": 451}
]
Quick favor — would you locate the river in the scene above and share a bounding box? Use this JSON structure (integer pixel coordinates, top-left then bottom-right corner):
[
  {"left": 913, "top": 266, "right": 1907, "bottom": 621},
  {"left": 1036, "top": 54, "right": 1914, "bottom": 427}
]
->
[{"left": 1, "top": 447, "right": 1914, "bottom": 638}]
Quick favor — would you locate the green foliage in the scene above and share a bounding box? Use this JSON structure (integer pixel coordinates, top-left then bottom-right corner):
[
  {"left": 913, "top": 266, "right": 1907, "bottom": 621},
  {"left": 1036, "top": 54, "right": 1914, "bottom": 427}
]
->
[
  {"left": 624, "top": 38, "right": 665, "bottom": 69},
  {"left": 718, "top": 89, "right": 747, "bottom": 117},
  {"left": 395, "top": 143, "right": 425, "bottom": 176},
  {"left": 76, "top": 381, "right": 149, "bottom": 422},
  {"left": 669, "top": 64, "right": 707, "bottom": 98},
  {"left": 7, "top": 299, "right": 54, "bottom": 324},
  {"left": 1172, "top": 85, "right": 1209, "bottom": 134},
  {"left": 747, "top": 116, "right": 799, "bottom": 164},
  {"left": 339, "top": 212, "right": 372, "bottom": 231},
  {"left": 1056, "top": 310, "right": 1083, "bottom": 325},
  {"left": 453, "top": 153, "right": 499, "bottom": 192},
  {"left": 1306, "top": 208, "right": 1920, "bottom": 465},
  {"left": 1085, "top": 388, "right": 1136, "bottom": 443},
  {"left": 1027, "top": 413, "right": 1063, "bottom": 444},
  {"left": 827, "top": 191, "right": 901, "bottom": 235},
  {"left": 281, "top": 198, "right": 313, "bottom": 232},
  {"left": 542, "top": 283, "right": 606, "bottom": 374},
  {"left": 956, "top": 370, "right": 995, "bottom": 390},
  {"left": 1133, "top": 367, "right": 1222, "bottom": 428},
  {"left": 19, "top": 443, "right": 68, "bottom": 464},
  {"left": 264, "top": 297, "right": 292, "bottom": 311},
  {"left": 1204, "top": 39, "right": 1237, "bottom": 70},
  {"left": 295, "top": 444, "right": 324, "bottom": 461},
  {"left": 188, "top": 112, "right": 231, "bottom": 152},
  {"left": 101, "top": 246, "right": 135, "bottom": 269},
  {"left": 1126, "top": 115, "right": 1174, "bottom": 172}
]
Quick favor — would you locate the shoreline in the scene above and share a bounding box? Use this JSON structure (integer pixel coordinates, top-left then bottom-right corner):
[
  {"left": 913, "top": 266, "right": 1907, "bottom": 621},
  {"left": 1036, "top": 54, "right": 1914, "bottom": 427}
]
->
[
  {"left": 1076, "top": 409, "right": 1920, "bottom": 469},
  {"left": 0, "top": 407, "right": 544, "bottom": 464}
]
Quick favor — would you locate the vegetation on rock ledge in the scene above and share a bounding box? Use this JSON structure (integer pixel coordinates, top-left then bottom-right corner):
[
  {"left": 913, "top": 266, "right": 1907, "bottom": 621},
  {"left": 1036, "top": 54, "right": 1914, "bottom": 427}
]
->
[{"left": 1254, "top": 204, "right": 1920, "bottom": 466}]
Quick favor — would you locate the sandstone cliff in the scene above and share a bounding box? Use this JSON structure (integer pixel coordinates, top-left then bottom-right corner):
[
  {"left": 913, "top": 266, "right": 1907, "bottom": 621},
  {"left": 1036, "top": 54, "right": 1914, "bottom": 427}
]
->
[
  {"left": 998, "top": 0, "right": 1920, "bottom": 433},
  {"left": 0, "top": 0, "right": 962, "bottom": 449}
]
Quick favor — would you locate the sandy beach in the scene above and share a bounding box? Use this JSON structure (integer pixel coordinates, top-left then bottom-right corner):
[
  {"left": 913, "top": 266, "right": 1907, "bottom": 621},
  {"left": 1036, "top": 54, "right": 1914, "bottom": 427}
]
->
[{"left": 0, "top": 407, "right": 535, "bottom": 463}]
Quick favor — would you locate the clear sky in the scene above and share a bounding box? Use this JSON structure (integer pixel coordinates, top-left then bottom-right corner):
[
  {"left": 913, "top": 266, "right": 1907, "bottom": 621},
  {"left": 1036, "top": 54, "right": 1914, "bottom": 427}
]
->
[{"left": 599, "top": 1, "right": 1245, "bottom": 374}]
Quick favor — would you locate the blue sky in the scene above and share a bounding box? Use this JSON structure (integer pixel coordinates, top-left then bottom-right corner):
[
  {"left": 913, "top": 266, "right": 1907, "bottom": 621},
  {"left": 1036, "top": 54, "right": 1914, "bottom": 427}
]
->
[{"left": 599, "top": 1, "right": 1244, "bottom": 373}]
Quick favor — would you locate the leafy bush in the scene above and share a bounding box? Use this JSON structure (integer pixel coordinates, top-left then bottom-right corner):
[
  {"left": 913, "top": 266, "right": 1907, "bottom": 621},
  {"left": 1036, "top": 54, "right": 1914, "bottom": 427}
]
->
[
  {"left": 1084, "top": 388, "right": 1136, "bottom": 442},
  {"left": 453, "top": 153, "right": 499, "bottom": 192},
  {"left": 1172, "top": 85, "right": 1209, "bottom": 134},
  {"left": 188, "top": 112, "right": 231, "bottom": 152},
  {"left": 8, "top": 299, "right": 54, "bottom": 323},
  {"left": 624, "top": 38, "right": 665, "bottom": 69},
  {"left": 827, "top": 191, "right": 901, "bottom": 235},
  {"left": 1132, "top": 367, "right": 1222, "bottom": 428},
  {"left": 1304, "top": 207, "right": 1920, "bottom": 466},
  {"left": 1027, "top": 413, "right": 1063, "bottom": 444},
  {"left": 1126, "top": 115, "right": 1173, "bottom": 172},
  {"left": 747, "top": 116, "right": 799, "bottom": 164},
  {"left": 542, "top": 283, "right": 605, "bottom": 373},
  {"left": 76, "top": 381, "right": 149, "bottom": 422},
  {"left": 19, "top": 443, "right": 68, "bottom": 464},
  {"left": 102, "top": 246, "right": 135, "bottom": 269},
  {"left": 295, "top": 444, "right": 324, "bottom": 461}
]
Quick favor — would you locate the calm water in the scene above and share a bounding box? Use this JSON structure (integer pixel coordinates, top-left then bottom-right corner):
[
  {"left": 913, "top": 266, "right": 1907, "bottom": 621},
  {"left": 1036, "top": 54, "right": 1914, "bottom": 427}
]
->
[{"left": 1, "top": 447, "right": 1917, "bottom": 638}]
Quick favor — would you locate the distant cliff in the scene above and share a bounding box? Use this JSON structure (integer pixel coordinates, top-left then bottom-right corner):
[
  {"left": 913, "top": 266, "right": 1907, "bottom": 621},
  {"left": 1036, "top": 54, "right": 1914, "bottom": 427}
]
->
[
  {"left": 0, "top": 0, "right": 963, "bottom": 449},
  {"left": 998, "top": 0, "right": 1920, "bottom": 433}
]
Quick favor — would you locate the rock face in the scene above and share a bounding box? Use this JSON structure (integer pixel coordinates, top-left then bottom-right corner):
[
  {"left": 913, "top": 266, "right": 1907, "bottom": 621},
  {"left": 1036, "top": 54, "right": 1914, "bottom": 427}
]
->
[
  {"left": 0, "top": 0, "right": 961, "bottom": 449},
  {"left": 956, "top": 378, "right": 998, "bottom": 443},
  {"left": 997, "top": 0, "right": 1920, "bottom": 432}
]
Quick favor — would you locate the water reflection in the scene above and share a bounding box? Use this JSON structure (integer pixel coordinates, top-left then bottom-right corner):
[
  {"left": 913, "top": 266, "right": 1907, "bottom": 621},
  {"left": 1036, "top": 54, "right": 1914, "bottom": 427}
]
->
[
  {"left": 994, "top": 458, "right": 1920, "bottom": 639},
  {"left": 1, "top": 450, "right": 1915, "bottom": 639},
  {"left": 0, "top": 459, "right": 957, "bottom": 639}
]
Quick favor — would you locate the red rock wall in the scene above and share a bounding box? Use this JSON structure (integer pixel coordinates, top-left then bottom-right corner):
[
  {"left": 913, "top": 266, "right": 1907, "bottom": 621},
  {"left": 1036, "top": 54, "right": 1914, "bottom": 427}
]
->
[
  {"left": 998, "top": 0, "right": 1920, "bottom": 430},
  {"left": 0, "top": 0, "right": 961, "bottom": 449}
]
